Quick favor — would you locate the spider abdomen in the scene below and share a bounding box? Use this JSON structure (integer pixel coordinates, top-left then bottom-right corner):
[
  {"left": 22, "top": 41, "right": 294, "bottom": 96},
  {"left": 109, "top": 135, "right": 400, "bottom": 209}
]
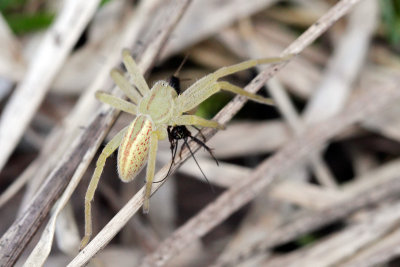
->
[{"left": 117, "top": 115, "right": 153, "bottom": 182}]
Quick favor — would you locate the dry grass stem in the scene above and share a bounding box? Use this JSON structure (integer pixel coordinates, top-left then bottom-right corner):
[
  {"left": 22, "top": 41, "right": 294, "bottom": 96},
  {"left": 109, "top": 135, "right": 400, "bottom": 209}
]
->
[
  {"left": 0, "top": 0, "right": 101, "bottom": 173},
  {"left": 1, "top": 0, "right": 400, "bottom": 266},
  {"left": 142, "top": 78, "right": 400, "bottom": 267},
  {"left": 0, "top": 0, "right": 191, "bottom": 265}
]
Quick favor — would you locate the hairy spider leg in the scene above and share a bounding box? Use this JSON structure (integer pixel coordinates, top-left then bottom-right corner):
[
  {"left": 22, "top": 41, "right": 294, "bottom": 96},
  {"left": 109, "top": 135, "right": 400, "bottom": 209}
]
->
[
  {"left": 176, "top": 55, "right": 294, "bottom": 113},
  {"left": 171, "top": 114, "right": 225, "bottom": 130},
  {"left": 95, "top": 91, "right": 137, "bottom": 115},
  {"left": 122, "top": 49, "right": 150, "bottom": 96},
  {"left": 143, "top": 131, "right": 159, "bottom": 213},
  {"left": 155, "top": 69, "right": 219, "bottom": 184},
  {"left": 110, "top": 69, "right": 142, "bottom": 104},
  {"left": 216, "top": 81, "right": 273, "bottom": 105},
  {"left": 82, "top": 51, "right": 293, "bottom": 248},
  {"left": 82, "top": 51, "right": 152, "bottom": 247},
  {"left": 81, "top": 126, "right": 128, "bottom": 249},
  {"left": 113, "top": 50, "right": 163, "bottom": 213}
]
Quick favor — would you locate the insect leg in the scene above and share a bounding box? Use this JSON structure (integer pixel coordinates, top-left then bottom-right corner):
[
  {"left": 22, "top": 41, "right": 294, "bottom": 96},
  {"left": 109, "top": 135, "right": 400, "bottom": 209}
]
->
[
  {"left": 182, "top": 138, "right": 215, "bottom": 193},
  {"left": 166, "top": 127, "right": 178, "bottom": 176},
  {"left": 191, "top": 126, "right": 206, "bottom": 141},
  {"left": 168, "top": 140, "right": 179, "bottom": 174},
  {"left": 189, "top": 135, "right": 219, "bottom": 166},
  {"left": 153, "top": 139, "right": 178, "bottom": 184},
  {"left": 81, "top": 126, "right": 128, "bottom": 249},
  {"left": 186, "top": 126, "right": 217, "bottom": 164}
]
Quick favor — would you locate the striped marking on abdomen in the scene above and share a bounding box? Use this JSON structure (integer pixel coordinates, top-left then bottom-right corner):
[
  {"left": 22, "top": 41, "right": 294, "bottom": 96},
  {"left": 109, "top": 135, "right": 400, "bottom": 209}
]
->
[{"left": 117, "top": 115, "right": 152, "bottom": 182}]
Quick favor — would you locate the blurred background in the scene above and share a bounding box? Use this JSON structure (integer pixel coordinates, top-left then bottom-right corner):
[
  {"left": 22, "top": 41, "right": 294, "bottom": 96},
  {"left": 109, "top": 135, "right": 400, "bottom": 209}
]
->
[{"left": 1, "top": 0, "right": 400, "bottom": 266}]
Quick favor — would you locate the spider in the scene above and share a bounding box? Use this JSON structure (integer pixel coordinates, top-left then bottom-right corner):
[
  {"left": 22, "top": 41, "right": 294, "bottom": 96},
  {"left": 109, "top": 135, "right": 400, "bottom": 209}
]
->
[
  {"left": 163, "top": 72, "right": 219, "bottom": 186},
  {"left": 81, "top": 49, "right": 291, "bottom": 248}
]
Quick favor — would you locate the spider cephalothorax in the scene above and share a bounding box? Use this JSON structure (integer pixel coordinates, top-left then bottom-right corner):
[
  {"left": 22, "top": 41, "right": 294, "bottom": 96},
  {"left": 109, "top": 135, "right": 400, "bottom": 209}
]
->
[
  {"left": 164, "top": 72, "right": 219, "bottom": 180},
  {"left": 81, "top": 49, "right": 291, "bottom": 248}
]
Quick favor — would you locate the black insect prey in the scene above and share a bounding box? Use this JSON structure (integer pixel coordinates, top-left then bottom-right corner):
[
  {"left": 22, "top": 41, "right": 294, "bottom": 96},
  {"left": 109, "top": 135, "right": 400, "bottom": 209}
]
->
[{"left": 153, "top": 66, "right": 218, "bottom": 186}]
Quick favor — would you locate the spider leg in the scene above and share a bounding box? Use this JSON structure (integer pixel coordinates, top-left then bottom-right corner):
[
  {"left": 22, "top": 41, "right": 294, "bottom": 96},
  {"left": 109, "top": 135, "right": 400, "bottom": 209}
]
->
[
  {"left": 110, "top": 69, "right": 142, "bottom": 104},
  {"left": 81, "top": 126, "right": 128, "bottom": 249},
  {"left": 217, "top": 81, "right": 274, "bottom": 105},
  {"left": 122, "top": 49, "right": 151, "bottom": 96},
  {"left": 213, "top": 55, "right": 293, "bottom": 79},
  {"left": 171, "top": 114, "right": 225, "bottom": 130},
  {"left": 143, "top": 131, "right": 159, "bottom": 213},
  {"left": 95, "top": 91, "right": 137, "bottom": 115},
  {"left": 177, "top": 54, "right": 293, "bottom": 113}
]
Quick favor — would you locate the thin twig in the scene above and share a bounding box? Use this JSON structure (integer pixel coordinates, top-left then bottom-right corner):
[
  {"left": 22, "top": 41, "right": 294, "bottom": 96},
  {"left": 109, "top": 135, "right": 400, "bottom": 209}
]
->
[
  {"left": 72, "top": 0, "right": 362, "bottom": 265},
  {"left": 263, "top": 201, "right": 400, "bottom": 267},
  {"left": 162, "top": 0, "right": 278, "bottom": 57},
  {"left": 0, "top": 1, "right": 192, "bottom": 266},
  {"left": 218, "top": 153, "right": 400, "bottom": 266},
  {"left": 341, "top": 227, "right": 400, "bottom": 267},
  {"left": 0, "top": 14, "right": 25, "bottom": 85},
  {"left": 141, "top": 79, "right": 400, "bottom": 267},
  {"left": 71, "top": 0, "right": 367, "bottom": 265},
  {"left": 0, "top": 0, "right": 101, "bottom": 172},
  {"left": 69, "top": 1, "right": 367, "bottom": 265},
  {"left": 138, "top": 1, "right": 394, "bottom": 265}
]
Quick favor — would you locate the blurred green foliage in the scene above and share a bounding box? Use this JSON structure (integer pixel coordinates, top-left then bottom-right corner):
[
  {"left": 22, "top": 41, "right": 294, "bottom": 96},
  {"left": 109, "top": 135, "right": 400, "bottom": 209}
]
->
[
  {"left": 0, "top": 0, "right": 26, "bottom": 11},
  {"left": 296, "top": 234, "right": 316, "bottom": 247},
  {"left": 381, "top": 0, "right": 400, "bottom": 46},
  {"left": 4, "top": 12, "right": 54, "bottom": 35},
  {"left": 0, "top": 0, "right": 111, "bottom": 35},
  {"left": 1, "top": 0, "right": 400, "bottom": 46},
  {"left": 100, "top": 0, "right": 112, "bottom": 7},
  {"left": 1, "top": 0, "right": 54, "bottom": 35},
  {"left": 195, "top": 93, "right": 231, "bottom": 119}
]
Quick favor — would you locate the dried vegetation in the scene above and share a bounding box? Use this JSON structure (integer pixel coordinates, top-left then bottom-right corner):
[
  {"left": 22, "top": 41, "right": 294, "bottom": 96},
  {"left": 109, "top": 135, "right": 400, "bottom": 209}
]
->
[{"left": 1, "top": 0, "right": 400, "bottom": 266}]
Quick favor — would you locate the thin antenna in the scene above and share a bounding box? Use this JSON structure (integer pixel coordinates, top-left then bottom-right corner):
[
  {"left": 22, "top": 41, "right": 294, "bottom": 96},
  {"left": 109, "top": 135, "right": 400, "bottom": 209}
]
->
[{"left": 173, "top": 53, "right": 190, "bottom": 77}]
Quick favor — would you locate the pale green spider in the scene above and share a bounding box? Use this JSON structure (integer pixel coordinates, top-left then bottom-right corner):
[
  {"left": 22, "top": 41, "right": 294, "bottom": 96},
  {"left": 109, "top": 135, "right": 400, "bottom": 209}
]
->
[{"left": 81, "top": 49, "right": 291, "bottom": 248}]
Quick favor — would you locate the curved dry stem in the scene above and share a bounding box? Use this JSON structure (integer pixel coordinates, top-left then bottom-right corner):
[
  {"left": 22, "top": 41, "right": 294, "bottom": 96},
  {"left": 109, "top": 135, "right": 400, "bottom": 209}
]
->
[
  {"left": 70, "top": 1, "right": 368, "bottom": 266},
  {"left": 0, "top": 0, "right": 192, "bottom": 266}
]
